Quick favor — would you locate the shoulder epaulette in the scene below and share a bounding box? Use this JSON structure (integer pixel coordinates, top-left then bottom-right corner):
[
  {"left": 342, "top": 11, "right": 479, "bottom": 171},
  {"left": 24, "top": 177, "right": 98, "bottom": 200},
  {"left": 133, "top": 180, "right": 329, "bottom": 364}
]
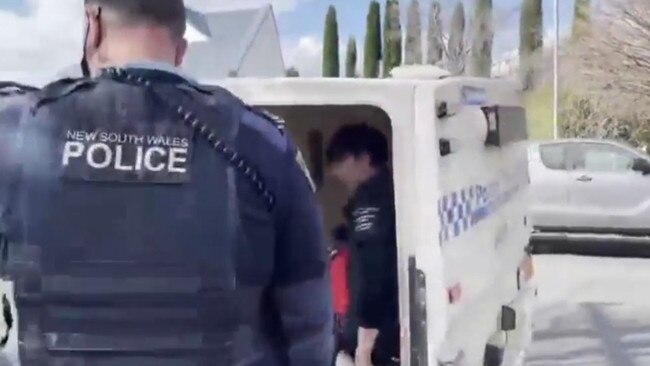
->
[
  {"left": 189, "top": 82, "right": 226, "bottom": 96},
  {"left": 34, "top": 77, "right": 97, "bottom": 110},
  {"left": 173, "top": 79, "right": 282, "bottom": 134},
  {"left": 246, "top": 106, "right": 286, "bottom": 134},
  {"left": 0, "top": 82, "right": 39, "bottom": 97},
  {"left": 185, "top": 83, "right": 285, "bottom": 136}
]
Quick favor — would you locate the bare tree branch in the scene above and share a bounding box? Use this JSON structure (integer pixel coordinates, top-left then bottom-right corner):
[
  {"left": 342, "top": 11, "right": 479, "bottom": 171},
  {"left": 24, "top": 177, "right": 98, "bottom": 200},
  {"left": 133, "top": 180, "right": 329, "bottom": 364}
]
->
[
  {"left": 439, "top": 2, "right": 520, "bottom": 75},
  {"left": 561, "top": 0, "right": 650, "bottom": 145}
]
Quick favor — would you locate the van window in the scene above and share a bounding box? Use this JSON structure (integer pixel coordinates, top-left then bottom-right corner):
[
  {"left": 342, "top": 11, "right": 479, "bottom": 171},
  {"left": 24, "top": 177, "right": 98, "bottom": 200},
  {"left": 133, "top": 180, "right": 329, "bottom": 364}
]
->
[
  {"left": 496, "top": 106, "right": 528, "bottom": 144},
  {"left": 482, "top": 106, "right": 528, "bottom": 146},
  {"left": 539, "top": 143, "right": 567, "bottom": 170}
]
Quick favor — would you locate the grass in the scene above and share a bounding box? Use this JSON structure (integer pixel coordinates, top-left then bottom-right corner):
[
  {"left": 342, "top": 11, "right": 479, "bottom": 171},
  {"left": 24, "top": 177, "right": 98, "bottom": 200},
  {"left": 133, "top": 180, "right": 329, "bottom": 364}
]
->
[{"left": 525, "top": 86, "right": 555, "bottom": 140}]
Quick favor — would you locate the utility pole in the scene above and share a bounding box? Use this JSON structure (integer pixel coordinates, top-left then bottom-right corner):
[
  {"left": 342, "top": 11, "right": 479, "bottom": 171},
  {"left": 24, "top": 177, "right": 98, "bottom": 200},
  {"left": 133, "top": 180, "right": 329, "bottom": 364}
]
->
[{"left": 553, "top": 0, "right": 559, "bottom": 139}]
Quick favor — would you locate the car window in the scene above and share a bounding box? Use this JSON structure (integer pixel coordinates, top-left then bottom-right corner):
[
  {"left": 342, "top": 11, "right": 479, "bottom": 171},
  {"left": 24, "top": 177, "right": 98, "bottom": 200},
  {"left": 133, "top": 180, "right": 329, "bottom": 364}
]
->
[
  {"left": 539, "top": 144, "right": 567, "bottom": 170},
  {"left": 572, "top": 143, "right": 636, "bottom": 173}
]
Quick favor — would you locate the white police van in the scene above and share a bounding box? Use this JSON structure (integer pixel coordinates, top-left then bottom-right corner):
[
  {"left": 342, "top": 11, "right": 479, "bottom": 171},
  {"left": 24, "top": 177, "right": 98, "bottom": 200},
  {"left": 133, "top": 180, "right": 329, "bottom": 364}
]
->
[
  {"left": 0, "top": 66, "right": 536, "bottom": 366},
  {"left": 219, "top": 65, "right": 537, "bottom": 366}
]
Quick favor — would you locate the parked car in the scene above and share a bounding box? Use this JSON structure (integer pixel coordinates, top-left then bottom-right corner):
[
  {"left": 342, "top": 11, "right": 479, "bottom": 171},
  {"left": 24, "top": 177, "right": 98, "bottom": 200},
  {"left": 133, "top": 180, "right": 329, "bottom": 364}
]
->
[{"left": 528, "top": 139, "right": 650, "bottom": 255}]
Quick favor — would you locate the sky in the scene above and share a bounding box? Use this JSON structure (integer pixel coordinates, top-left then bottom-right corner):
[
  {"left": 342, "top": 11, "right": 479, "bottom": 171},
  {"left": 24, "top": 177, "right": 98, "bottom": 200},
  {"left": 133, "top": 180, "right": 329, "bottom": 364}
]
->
[{"left": 0, "top": 0, "right": 579, "bottom": 83}]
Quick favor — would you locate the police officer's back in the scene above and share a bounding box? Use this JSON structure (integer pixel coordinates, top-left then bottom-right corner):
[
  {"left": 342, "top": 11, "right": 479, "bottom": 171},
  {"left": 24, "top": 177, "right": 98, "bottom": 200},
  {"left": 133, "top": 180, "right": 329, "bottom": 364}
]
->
[
  {"left": 0, "top": 81, "right": 39, "bottom": 366},
  {"left": 0, "top": 82, "right": 36, "bottom": 208},
  {"left": 0, "top": 1, "right": 332, "bottom": 365}
]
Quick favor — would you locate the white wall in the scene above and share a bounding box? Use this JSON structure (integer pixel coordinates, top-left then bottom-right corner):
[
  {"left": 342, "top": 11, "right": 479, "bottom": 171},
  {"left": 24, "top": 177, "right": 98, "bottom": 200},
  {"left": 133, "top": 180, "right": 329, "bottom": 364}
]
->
[{"left": 238, "top": 13, "right": 286, "bottom": 77}]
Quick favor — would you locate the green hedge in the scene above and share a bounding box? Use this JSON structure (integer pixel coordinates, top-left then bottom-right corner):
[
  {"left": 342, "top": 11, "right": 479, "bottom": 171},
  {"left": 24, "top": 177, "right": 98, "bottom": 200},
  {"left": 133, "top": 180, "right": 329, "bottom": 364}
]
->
[{"left": 525, "top": 86, "right": 554, "bottom": 139}]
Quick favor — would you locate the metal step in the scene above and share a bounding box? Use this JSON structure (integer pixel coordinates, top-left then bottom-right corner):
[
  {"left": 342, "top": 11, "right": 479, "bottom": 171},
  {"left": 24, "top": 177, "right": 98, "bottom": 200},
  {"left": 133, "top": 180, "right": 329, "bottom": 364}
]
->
[{"left": 530, "top": 232, "right": 650, "bottom": 258}]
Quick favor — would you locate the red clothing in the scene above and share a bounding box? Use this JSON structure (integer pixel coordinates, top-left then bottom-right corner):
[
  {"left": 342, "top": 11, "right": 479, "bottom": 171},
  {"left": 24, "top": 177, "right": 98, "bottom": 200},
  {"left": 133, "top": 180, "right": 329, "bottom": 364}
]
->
[{"left": 330, "top": 247, "right": 350, "bottom": 316}]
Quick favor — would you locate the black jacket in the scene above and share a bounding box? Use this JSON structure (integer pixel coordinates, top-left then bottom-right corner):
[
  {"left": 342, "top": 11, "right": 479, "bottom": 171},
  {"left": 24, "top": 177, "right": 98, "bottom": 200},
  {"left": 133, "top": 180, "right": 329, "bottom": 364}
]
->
[{"left": 344, "top": 167, "right": 399, "bottom": 330}]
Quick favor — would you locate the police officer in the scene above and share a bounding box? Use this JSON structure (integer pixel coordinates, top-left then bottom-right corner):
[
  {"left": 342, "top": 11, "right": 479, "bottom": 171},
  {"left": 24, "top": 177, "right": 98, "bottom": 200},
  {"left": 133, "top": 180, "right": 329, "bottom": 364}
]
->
[
  {"left": 326, "top": 124, "right": 399, "bottom": 366},
  {"left": 0, "top": 0, "right": 333, "bottom": 365},
  {"left": 0, "top": 81, "right": 38, "bottom": 365}
]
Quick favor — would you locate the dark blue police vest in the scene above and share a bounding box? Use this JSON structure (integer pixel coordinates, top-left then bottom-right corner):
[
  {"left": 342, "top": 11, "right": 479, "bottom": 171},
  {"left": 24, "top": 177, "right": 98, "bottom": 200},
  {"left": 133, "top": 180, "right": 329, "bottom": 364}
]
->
[
  {"left": 0, "top": 82, "right": 38, "bottom": 352},
  {"left": 4, "top": 70, "right": 277, "bottom": 366}
]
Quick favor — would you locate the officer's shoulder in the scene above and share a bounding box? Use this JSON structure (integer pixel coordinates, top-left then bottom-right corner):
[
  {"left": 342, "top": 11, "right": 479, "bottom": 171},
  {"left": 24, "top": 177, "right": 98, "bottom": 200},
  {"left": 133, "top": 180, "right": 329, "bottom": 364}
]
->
[
  {"left": 191, "top": 83, "right": 286, "bottom": 139},
  {"left": 0, "top": 81, "right": 39, "bottom": 111},
  {"left": 193, "top": 86, "right": 286, "bottom": 152},
  {"left": 34, "top": 77, "right": 98, "bottom": 109},
  {"left": 240, "top": 106, "right": 287, "bottom": 149},
  {"left": 0, "top": 82, "right": 38, "bottom": 98},
  {"left": 243, "top": 106, "right": 286, "bottom": 136},
  {"left": 0, "top": 82, "right": 37, "bottom": 123}
]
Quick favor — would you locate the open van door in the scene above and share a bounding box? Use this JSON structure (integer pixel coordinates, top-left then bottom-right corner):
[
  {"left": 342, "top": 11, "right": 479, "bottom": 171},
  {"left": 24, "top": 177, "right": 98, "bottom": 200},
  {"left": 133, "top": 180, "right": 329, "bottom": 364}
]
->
[{"left": 216, "top": 72, "right": 535, "bottom": 366}]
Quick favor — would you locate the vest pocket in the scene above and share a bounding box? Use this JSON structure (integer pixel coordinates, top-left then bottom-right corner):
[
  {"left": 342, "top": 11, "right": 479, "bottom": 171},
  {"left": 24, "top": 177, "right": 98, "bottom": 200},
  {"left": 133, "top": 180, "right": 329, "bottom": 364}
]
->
[{"left": 237, "top": 205, "right": 274, "bottom": 286}]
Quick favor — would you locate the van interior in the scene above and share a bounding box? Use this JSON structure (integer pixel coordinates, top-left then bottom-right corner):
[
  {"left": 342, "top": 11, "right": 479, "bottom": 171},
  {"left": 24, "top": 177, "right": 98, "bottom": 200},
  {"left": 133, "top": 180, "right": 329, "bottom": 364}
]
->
[{"left": 260, "top": 105, "right": 394, "bottom": 244}]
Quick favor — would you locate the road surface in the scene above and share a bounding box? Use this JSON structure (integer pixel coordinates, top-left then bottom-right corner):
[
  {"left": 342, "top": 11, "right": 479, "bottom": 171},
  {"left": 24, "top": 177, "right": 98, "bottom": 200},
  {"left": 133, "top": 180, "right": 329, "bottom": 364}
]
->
[
  {"left": 526, "top": 255, "right": 650, "bottom": 366},
  {"left": 1, "top": 254, "right": 649, "bottom": 365}
]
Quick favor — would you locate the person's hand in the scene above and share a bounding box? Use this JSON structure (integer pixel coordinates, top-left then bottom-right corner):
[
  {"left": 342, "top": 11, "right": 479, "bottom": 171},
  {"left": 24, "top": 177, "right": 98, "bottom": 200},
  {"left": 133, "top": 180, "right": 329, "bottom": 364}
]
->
[
  {"left": 354, "top": 348, "right": 373, "bottom": 366},
  {"left": 355, "top": 327, "right": 379, "bottom": 366}
]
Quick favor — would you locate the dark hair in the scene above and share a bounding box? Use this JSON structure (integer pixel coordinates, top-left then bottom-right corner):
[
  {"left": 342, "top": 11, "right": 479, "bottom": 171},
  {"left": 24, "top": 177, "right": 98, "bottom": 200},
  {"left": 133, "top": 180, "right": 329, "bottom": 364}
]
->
[
  {"left": 85, "top": 0, "right": 186, "bottom": 39},
  {"left": 331, "top": 224, "right": 349, "bottom": 242},
  {"left": 325, "top": 123, "right": 389, "bottom": 166}
]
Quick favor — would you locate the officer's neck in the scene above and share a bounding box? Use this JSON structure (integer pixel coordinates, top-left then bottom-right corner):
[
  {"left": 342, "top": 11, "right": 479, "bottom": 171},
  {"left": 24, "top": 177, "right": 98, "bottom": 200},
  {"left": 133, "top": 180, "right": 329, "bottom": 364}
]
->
[{"left": 96, "top": 33, "right": 179, "bottom": 70}]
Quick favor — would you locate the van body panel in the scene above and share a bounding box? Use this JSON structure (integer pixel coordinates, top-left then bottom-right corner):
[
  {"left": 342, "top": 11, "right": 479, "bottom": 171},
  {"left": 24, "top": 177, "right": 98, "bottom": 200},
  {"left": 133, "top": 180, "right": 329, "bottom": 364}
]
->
[
  {"left": 0, "top": 71, "right": 535, "bottom": 365},
  {"left": 213, "top": 76, "right": 535, "bottom": 366}
]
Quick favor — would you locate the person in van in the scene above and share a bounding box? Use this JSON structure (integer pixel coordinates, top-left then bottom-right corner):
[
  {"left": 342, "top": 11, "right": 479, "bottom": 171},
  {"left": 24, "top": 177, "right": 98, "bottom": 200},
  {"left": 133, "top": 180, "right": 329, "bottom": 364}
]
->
[{"left": 326, "top": 123, "right": 400, "bottom": 366}]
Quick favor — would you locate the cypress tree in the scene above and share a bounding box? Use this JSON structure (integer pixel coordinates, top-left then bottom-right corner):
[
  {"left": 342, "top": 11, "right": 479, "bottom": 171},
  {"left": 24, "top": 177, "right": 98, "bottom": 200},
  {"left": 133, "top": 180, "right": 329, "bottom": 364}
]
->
[
  {"left": 364, "top": 1, "right": 382, "bottom": 78},
  {"left": 469, "top": 0, "right": 494, "bottom": 77},
  {"left": 405, "top": 0, "right": 422, "bottom": 65},
  {"left": 447, "top": 2, "right": 466, "bottom": 75},
  {"left": 519, "top": 0, "right": 543, "bottom": 90},
  {"left": 426, "top": 1, "right": 443, "bottom": 65},
  {"left": 572, "top": 0, "right": 590, "bottom": 40},
  {"left": 345, "top": 37, "right": 358, "bottom": 77},
  {"left": 383, "top": 0, "right": 402, "bottom": 77},
  {"left": 322, "top": 5, "right": 340, "bottom": 77}
]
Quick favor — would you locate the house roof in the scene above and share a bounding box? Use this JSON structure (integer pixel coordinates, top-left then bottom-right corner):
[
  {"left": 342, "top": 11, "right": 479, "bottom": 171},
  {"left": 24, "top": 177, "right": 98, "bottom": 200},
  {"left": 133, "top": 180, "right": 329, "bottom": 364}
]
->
[
  {"left": 56, "top": 5, "right": 280, "bottom": 80},
  {"left": 183, "top": 5, "right": 278, "bottom": 78},
  {"left": 185, "top": 8, "right": 212, "bottom": 39}
]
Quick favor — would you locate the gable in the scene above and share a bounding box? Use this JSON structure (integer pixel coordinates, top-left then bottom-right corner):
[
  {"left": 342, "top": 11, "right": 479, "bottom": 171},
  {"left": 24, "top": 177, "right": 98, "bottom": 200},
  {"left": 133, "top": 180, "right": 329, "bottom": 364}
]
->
[
  {"left": 183, "top": 6, "right": 271, "bottom": 79},
  {"left": 52, "top": 6, "right": 281, "bottom": 82}
]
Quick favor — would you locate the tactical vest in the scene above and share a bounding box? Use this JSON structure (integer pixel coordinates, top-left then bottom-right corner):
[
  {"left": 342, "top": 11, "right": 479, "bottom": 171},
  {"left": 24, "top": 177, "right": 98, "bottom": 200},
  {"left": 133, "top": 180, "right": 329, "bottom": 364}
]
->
[
  {"left": 0, "top": 82, "right": 37, "bottom": 354},
  {"left": 4, "top": 70, "right": 278, "bottom": 366}
]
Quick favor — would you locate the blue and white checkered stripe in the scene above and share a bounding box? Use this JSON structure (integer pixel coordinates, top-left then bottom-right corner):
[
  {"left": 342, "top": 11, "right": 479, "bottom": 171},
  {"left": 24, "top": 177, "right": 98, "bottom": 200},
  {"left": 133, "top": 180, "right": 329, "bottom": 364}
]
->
[
  {"left": 438, "top": 185, "right": 488, "bottom": 243},
  {"left": 438, "top": 181, "right": 524, "bottom": 244}
]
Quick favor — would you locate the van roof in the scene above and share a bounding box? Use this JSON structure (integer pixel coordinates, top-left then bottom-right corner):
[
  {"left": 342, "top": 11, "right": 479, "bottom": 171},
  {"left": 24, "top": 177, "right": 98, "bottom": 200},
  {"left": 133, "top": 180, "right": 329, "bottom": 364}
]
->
[
  {"left": 211, "top": 76, "right": 523, "bottom": 108},
  {"left": 209, "top": 75, "right": 520, "bottom": 88}
]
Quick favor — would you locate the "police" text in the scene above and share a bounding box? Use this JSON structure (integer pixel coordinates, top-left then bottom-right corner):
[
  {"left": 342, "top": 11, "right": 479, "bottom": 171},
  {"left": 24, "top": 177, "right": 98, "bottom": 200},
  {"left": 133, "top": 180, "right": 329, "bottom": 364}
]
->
[{"left": 62, "top": 130, "right": 190, "bottom": 174}]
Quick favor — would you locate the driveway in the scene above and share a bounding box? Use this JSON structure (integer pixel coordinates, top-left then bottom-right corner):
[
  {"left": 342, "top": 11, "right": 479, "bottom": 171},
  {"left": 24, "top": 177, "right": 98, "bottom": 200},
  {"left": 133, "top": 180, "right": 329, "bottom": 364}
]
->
[{"left": 526, "top": 255, "right": 650, "bottom": 366}]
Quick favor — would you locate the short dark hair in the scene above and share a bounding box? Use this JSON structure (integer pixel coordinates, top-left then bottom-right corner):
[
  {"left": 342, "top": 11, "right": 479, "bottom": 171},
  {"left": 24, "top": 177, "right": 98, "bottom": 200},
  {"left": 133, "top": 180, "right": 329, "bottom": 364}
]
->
[
  {"left": 326, "top": 123, "right": 389, "bottom": 166},
  {"left": 86, "top": 0, "right": 186, "bottom": 39}
]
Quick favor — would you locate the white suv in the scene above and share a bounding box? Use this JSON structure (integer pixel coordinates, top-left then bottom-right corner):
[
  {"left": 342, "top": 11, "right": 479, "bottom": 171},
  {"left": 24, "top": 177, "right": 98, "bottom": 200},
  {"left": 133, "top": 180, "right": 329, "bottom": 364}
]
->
[{"left": 528, "top": 139, "right": 650, "bottom": 249}]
